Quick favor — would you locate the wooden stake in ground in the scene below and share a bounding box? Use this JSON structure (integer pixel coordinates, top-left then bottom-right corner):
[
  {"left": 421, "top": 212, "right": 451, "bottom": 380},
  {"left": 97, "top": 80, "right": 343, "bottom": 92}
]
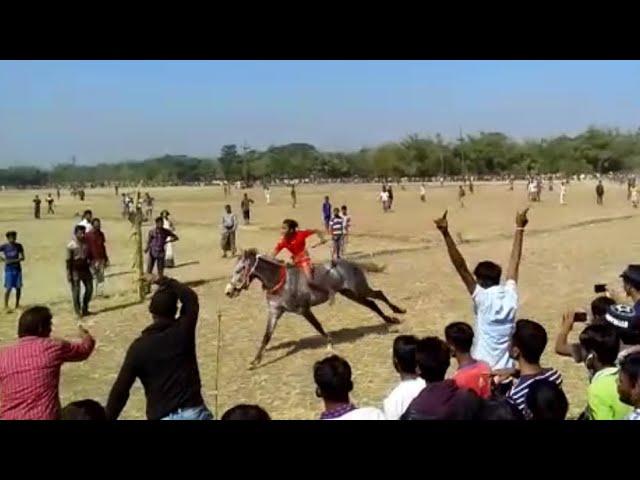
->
[
  {"left": 134, "top": 187, "right": 149, "bottom": 299},
  {"left": 214, "top": 309, "right": 223, "bottom": 418}
]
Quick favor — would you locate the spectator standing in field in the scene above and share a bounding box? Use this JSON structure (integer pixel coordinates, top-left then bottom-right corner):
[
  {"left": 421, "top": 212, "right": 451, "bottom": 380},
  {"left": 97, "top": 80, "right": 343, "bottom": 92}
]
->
[
  {"left": 617, "top": 350, "right": 640, "bottom": 420},
  {"left": 144, "top": 192, "right": 154, "bottom": 220},
  {"left": 420, "top": 183, "right": 426, "bottom": 202},
  {"left": 85, "top": 218, "right": 109, "bottom": 297},
  {"left": 525, "top": 380, "right": 568, "bottom": 420},
  {"left": 321, "top": 196, "right": 332, "bottom": 232},
  {"left": 0, "top": 231, "right": 25, "bottom": 311},
  {"left": 33, "top": 195, "right": 42, "bottom": 219},
  {"left": 434, "top": 208, "right": 528, "bottom": 369},
  {"left": 329, "top": 207, "right": 344, "bottom": 261},
  {"left": 575, "top": 324, "right": 631, "bottom": 420},
  {"left": 60, "top": 399, "right": 106, "bottom": 420},
  {"left": 76, "top": 209, "right": 93, "bottom": 234},
  {"left": 264, "top": 185, "right": 271, "bottom": 205},
  {"left": 499, "top": 319, "right": 563, "bottom": 418},
  {"left": 554, "top": 297, "right": 616, "bottom": 363},
  {"left": 444, "top": 322, "right": 491, "bottom": 399},
  {"left": 145, "top": 216, "right": 179, "bottom": 277},
  {"left": 240, "top": 193, "right": 255, "bottom": 225},
  {"left": 46, "top": 194, "right": 55, "bottom": 215},
  {"left": 161, "top": 210, "right": 177, "bottom": 268},
  {"left": 79, "top": 189, "right": 85, "bottom": 201},
  {"left": 468, "top": 178, "right": 474, "bottom": 194},
  {"left": 379, "top": 187, "right": 390, "bottom": 212},
  {"left": 341, "top": 205, "right": 351, "bottom": 255},
  {"left": 56, "top": 187, "right": 61, "bottom": 200},
  {"left": 0, "top": 306, "right": 95, "bottom": 420},
  {"left": 596, "top": 180, "right": 604, "bottom": 205},
  {"left": 290, "top": 184, "right": 297, "bottom": 208},
  {"left": 560, "top": 181, "right": 567, "bottom": 205},
  {"left": 115, "top": 184, "right": 119, "bottom": 196},
  {"left": 120, "top": 194, "right": 128, "bottom": 219},
  {"left": 314, "top": 355, "right": 385, "bottom": 420},
  {"left": 106, "top": 275, "right": 213, "bottom": 420},
  {"left": 67, "top": 225, "right": 94, "bottom": 318},
  {"left": 457, "top": 185, "right": 465, "bottom": 207},
  {"left": 383, "top": 335, "right": 425, "bottom": 420},
  {"left": 220, "top": 204, "right": 238, "bottom": 258},
  {"left": 221, "top": 404, "right": 271, "bottom": 420},
  {"left": 387, "top": 185, "right": 394, "bottom": 209},
  {"left": 631, "top": 186, "right": 639, "bottom": 208},
  {"left": 401, "top": 337, "right": 480, "bottom": 420}
]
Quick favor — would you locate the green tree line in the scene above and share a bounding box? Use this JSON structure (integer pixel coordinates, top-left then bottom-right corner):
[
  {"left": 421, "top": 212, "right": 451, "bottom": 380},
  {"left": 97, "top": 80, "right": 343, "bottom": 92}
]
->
[{"left": 2, "top": 127, "right": 639, "bottom": 187}]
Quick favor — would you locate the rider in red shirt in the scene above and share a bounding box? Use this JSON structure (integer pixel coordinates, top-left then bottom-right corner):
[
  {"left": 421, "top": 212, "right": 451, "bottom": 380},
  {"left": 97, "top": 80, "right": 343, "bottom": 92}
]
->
[{"left": 272, "top": 219, "right": 330, "bottom": 295}]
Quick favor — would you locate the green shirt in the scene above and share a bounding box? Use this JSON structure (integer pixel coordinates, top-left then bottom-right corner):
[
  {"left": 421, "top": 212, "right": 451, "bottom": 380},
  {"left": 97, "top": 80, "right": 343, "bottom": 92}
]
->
[{"left": 586, "top": 367, "right": 632, "bottom": 420}]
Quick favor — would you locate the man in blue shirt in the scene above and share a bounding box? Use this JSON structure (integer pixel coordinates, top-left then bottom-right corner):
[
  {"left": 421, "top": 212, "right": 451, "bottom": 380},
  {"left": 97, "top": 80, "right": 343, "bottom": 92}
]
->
[
  {"left": 321, "top": 196, "right": 332, "bottom": 234},
  {"left": 0, "top": 231, "right": 25, "bottom": 311}
]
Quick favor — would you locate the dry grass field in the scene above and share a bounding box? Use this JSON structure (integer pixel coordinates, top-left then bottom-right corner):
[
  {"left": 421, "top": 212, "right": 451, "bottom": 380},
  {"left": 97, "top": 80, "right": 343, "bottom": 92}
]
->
[{"left": 0, "top": 180, "right": 638, "bottom": 419}]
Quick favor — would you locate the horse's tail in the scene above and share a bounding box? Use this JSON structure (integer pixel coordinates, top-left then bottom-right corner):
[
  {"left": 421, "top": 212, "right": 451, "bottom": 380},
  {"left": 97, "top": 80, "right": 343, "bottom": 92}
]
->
[{"left": 345, "top": 259, "right": 387, "bottom": 274}]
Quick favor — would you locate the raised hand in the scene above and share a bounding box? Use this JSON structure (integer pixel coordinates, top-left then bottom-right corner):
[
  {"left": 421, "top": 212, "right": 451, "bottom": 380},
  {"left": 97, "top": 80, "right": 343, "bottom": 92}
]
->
[
  {"left": 516, "top": 208, "right": 529, "bottom": 229},
  {"left": 434, "top": 210, "right": 448, "bottom": 232}
]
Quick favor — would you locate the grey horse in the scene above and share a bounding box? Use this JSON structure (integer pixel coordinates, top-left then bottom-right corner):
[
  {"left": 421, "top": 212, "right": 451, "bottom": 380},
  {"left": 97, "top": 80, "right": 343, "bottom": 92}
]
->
[{"left": 225, "top": 249, "right": 406, "bottom": 367}]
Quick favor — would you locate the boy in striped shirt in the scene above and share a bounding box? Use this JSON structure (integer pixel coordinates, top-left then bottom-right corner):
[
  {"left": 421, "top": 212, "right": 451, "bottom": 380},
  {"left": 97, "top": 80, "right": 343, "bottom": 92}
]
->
[
  {"left": 329, "top": 208, "right": 344, "bottom": 261},
  {"left": 496, "top": 319, "right": 563, "bottom": 418}
]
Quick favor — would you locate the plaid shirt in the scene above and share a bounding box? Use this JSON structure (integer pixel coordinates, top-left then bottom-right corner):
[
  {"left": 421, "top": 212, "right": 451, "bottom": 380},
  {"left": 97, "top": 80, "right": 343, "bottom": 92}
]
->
[{"left": 0, "top": 335, "right": 95, "bottom": 420}]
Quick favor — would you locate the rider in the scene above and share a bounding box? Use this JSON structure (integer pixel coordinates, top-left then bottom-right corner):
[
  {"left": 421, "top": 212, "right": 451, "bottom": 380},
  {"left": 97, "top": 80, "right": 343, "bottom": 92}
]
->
[{"left": 272, "top": 219, "right": 332, "bottom": 298}]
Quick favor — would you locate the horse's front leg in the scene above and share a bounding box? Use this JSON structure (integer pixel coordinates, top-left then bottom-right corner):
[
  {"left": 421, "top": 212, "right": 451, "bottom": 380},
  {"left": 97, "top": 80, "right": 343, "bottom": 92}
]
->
[{"left": 250, "top": 306, "right": 284, "bottom": 368}]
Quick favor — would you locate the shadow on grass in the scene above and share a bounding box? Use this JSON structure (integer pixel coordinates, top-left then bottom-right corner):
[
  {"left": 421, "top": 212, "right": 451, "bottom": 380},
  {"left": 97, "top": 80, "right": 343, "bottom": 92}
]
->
[
  {"left": 253, "top": 323, "right": 392, "bottom": 370},
  {"left": 105, "top": 270, "right": 133, "bottom": 278},
  {"left": 94, "top": 299, "right": 143, "bottom": 315},
  {"left": 183, "top": 276, "right": 228, "bottom": 288},
  {"left": 167, "top": 261, "right": 200, "bottom": 269}
]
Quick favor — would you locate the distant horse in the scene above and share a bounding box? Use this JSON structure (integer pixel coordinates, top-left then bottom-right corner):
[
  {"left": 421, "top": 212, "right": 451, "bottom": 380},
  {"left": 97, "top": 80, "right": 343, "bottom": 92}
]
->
[{"left": 225, "top": 249, "right": 406, "bottom": 367}]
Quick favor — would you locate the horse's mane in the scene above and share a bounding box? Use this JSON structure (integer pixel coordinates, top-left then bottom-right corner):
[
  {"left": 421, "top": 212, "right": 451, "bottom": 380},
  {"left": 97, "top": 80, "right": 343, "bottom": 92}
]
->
[{"left": 243, "top": 249, "right": 284, "bottom": 266}]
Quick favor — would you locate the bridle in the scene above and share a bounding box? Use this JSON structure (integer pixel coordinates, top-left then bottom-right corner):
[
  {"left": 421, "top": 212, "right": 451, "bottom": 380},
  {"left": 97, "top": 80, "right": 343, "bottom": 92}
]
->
[{"left": 233, "top": 254, "right": 287, "bottom": 295}]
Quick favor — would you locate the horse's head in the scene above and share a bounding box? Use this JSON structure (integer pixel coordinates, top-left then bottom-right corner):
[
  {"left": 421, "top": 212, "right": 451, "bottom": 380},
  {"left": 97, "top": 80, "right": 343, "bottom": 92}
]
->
[{"left": 225, "top": 249, "right": 259, "bottom": 298}]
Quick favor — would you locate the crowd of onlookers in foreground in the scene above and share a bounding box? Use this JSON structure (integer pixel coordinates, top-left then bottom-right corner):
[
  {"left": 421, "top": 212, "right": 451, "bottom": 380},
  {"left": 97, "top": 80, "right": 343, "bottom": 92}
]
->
[{"left": 1, "top": 202, "right": 640, "bottom": 420}]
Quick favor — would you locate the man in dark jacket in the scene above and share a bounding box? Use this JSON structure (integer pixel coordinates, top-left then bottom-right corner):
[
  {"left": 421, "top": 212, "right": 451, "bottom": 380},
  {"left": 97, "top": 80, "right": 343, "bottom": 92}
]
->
[
  {"left": 105, "top": 275, "right": 212, "bottom": 420},
  {"left": 401, "top": 336, "right": 481, "bottom": 420}
]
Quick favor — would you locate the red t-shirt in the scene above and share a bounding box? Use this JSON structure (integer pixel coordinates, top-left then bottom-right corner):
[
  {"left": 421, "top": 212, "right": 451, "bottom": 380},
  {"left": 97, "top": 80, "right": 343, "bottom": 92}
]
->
[
  {"left": 85, "top": 230, "right": 108, "bottom": 261},
  {"left": 452, "top": 360, "right": 491, "bottom": 399},
  {"left": 274, "top": 230, "right": 314, "bottom": 262}
]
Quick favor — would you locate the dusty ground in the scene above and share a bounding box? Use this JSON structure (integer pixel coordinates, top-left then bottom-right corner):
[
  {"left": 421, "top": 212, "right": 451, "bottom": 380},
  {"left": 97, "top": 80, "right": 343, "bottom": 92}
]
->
[{"left": 0, "top": 180, "right": 637, "bottom": 419}]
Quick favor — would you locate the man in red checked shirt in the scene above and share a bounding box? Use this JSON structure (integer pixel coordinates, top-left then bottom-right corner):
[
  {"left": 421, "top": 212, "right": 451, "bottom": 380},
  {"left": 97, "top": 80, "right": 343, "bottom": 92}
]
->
[
  {"left": 0, "top": 306, "right": 95, "bottom": 420},
  {"left": 272, "top": 218, "right": 331, "bottom": 297}
]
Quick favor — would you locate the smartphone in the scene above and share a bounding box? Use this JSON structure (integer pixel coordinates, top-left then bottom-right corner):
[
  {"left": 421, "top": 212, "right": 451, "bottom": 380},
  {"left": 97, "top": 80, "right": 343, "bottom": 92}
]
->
[
  {"left": 573, "top": 311, "right": 588, "bottom": 323},
  {"left": 594, "top": 284, "right": 607, "bottom": 294}
]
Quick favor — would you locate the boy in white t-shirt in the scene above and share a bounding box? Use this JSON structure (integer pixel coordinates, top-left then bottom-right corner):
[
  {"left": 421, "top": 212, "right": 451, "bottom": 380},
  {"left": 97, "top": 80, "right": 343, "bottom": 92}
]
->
[
  {"left": 434, "top": 208, "right": 529, "bottom": 369},
  {"left": 383, "top": 335, "right": 426, "bottom": 420},
  {"left": 314, "top": 355, "right": 385, "bottom": 420}
]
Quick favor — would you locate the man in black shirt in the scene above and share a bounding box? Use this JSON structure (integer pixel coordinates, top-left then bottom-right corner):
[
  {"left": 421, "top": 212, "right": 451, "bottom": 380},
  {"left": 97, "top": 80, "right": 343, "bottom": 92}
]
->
[{"left": 105, "top": 275, "right": 213, "bottom": 420}]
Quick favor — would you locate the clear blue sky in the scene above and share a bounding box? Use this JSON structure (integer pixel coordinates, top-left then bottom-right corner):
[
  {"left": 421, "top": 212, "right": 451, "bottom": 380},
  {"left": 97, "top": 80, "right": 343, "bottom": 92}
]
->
[{"left": 1, "top": 60, "right": 638, "bottom": 167}]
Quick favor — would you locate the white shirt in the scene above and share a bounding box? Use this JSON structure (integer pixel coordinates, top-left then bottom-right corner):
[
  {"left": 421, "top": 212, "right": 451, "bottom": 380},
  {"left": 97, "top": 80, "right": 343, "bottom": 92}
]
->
[
  {"left": 328, "top": 407, "right": 386, "bottom": 420},
  {"left": 342, "top": 214, "right": 351, "bottom": 233},
  {"left": 380, "top": 191, "right": 389, "bottom": 202},
  {"left": 420, "top": 186, "right": 426, "bottom": 195},
  {"left": 472, "top": 279, "right": 518, "bottom": 369},
  {"left": 77, "top": 218, "right": 93, "bottom": 233},
  {"left": 383, "top": 377, "right": 426, "bottom": 420}
]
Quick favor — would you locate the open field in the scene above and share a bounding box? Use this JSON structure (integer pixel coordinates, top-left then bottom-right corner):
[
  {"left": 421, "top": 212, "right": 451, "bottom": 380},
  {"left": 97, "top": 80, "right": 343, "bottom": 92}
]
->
[{"left": 0, "top": 180, "right": 638, "bottom": 419}]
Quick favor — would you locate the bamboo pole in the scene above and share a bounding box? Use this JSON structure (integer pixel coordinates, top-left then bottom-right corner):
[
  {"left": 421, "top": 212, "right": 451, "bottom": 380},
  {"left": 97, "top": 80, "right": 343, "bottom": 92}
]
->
[
  {"left": 214, "top": 309, "right": 223, "bottom": 418},
  {"left": 135, "top": 183, "right": 148, "bottom": 300}
]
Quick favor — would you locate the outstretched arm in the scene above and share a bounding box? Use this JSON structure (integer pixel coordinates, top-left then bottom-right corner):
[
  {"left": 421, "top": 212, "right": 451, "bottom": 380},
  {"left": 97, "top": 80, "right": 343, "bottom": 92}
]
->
[
  {"left": 505, "top": 208, "right": 529, "bottom": 282},
  {"left": 434, "top": 211, "right": 476, "bottom": 295}
]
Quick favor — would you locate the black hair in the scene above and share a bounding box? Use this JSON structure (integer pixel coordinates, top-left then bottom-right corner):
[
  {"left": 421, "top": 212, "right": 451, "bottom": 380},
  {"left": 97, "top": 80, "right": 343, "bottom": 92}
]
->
[
  {"left": 324, "top": 196, "right": 330, "bottom": 201},
  {"left": 18, "top": 306, "right": 52, "bottom": 338},
  {"left": 479, "top": 399, "right": 525, "bottom": 420},
  {"left": 155, "top": 216, "right": 164, "bottom": 224},
  {"left": 83, "top": 209, "right": 92, "bottom": 217},
  {"left": 332, "top": 207, "right": 340, "bottom": 215},
  {"left": 224, "top": 204, "right": 231, "bottom": 210},
  {"left": 622, "top": 274, "right": 640, "bottom": 292},
  {"left": 473, "top": 261, "right": 502, "bottom": 288},
  {"left": 5, "top": 231, "right": 17, "bottom": 239},
  {"left": 221, "top": 404, "right": 271, "bottom": 420},
  {"left": 525, "top": 380, "right": 568, "bottom": 420},
  {"left": 415, "top": 337, "right": 451, "bottom": 382},
  {"left": 74, "top": 225, "right": 86, "bottom": 235},
  {"left": 91, "top": 218, "right": 101, "bottom": 226},
  {"left": 512, "top": 319, "right": 548, "bottom": 364},
  {"left": 619, "top": 351, "right": 640, "bottom": 387},
  {"left": 392, "top": 335, "right": 419, "bottom": 375},
  {"left": 444, "top": 322, "right": 474, "bottom": 353},
  {"left": 282, "top": 219, "right": 299, "bottom": 231},
  {"left": 591, "top": 296, "right": 615, "bottom": 319},
  {"left": 341, "top": 205, "right": 347, "bottom": 211},
  {"left": 579, "top": 323, "right": 619, "bottom": 366},
  {"left": 60, "top": 400, "right": 106, "bottom": 420},
  {"left": 149, "top": 287, "right": 178, "bottom": 319},
  {"left": 313, "top": 355, "right": 353, "bottom": 403}
]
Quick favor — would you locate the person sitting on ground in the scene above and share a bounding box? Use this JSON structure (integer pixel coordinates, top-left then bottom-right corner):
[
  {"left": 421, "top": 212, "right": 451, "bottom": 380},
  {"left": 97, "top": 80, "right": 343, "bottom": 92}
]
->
[
  {"left": 0, "top": 306, "right": 95, "bottom": 420},
  {"left": 434, "top": 208, "right": 528, "bottom": 370},
  {"left": 314, "top": 354, "right": 385, "bottom": 420},
  {"left": 221, "top": 404, "right": 271, "bottom": 420},
  {"left": 497, "top": 319, "right": 563, "bottom": 418},
  {"left": 617, "top": 350, "right": 640, "bottom": 420},
  {"left": 575, "top": 324, "right": 631, "bottom": 420},
  {"left": 106, "top": 275, "right": 213, "bottom": 420},
  {"left": 60, "top": 399, "right": 106, "bottom": 420},
  {"left": 401, "top": 337, "right": 480, "bottom": 420},
  {"left": 444, "top": 322, "right": 491, "bottom": 399},
  {"left": 555, "top": 297, "right": 616, "bottom": 363},
  {"left": 382, "top": 335, "right": 426, "bottom": 420},
  {"left": 525, "top": 379, "right": 568, "bottom": 420}
]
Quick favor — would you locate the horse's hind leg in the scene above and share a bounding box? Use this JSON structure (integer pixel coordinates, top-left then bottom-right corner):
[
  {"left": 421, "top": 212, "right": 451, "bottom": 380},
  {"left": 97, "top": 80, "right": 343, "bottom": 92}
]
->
[
  {"left": 367, "top": 289, "right": 406, "bottom": 314},
  {"left": 339, "top": 290, "right": 401, "bottom": 324},
  {"left": 301, "top": 309, "right": 332, "bottom": 349}
]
